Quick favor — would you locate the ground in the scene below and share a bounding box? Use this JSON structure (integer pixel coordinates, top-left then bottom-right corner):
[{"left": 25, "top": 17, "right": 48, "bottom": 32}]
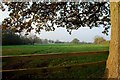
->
[{"left": 2, "top": 44, "right": 109, "bottom": 79}]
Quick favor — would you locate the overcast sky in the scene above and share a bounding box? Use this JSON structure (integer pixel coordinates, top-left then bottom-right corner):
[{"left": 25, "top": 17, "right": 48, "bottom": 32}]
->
[{"left": 0, "top": 7, "right": 111, "bottom": 43}]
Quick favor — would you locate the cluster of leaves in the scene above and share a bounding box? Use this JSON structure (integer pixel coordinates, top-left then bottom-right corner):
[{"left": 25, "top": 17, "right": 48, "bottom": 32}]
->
[
  {"left": 0, "top": 2, "right": 5, "bottom": 11},
  {"left": 1, "top": 2, "right": 110, "bottom": 35}
]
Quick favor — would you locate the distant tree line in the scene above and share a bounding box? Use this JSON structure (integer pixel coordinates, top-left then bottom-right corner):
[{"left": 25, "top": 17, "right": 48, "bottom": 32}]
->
[
  {"left": 2, "top": 30, "right": 53, "bottom": 45},
  {"left": 2, "top": 29, "right": 109, "bottom": 45},
  {"left": 70, "top": 37, "right": 109, "bottom": 45},
  {"left": 2, "top": 29, "right": 72, "bottom": 45}
]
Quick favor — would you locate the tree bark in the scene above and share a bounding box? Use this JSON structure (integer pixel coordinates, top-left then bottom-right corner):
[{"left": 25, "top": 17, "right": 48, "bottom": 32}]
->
[{"left": 106, "top": 1, "right": 120, "bottom": 80}]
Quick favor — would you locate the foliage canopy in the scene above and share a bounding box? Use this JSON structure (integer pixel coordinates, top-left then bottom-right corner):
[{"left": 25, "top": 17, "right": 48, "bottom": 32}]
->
[{"left": 0, "top": 2, "right": 110, "bottom": 35}]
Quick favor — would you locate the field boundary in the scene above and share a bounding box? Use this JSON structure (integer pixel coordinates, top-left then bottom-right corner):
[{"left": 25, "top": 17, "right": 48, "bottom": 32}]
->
[
  {"left": 1, "top": 60, "right": 106, "bottom": 74},
  {"left": 1, "top": 51, "right": 109, "bottom": 60},
  {"left": 2, "top": 51, "right": 109, "bottom": 77}
]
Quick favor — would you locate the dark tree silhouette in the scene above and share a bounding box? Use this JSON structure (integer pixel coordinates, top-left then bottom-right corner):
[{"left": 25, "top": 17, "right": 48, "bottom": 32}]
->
[
  {"left": 71, "top": 38, "right": 80, "bottom": 44},
  {"left": 0, "top": 2, "right": 110, "bottom": 35}
]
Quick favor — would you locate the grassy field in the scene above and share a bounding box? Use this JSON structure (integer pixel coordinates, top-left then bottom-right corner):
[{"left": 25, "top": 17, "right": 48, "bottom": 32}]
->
[
  {"left": 2, "top": 44, "right": 109, "bottom": 56},
  {"left": 2, "top": 44, "right": 109, "bottom": 79},
  {"left": 3, "top": 64, "right": 106, "bottom": 80}
]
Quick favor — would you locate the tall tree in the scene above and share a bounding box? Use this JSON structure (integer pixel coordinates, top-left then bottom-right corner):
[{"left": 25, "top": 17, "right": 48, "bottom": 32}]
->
[{"left": 105, "top": 1, "right": 120, "bottom": 79}]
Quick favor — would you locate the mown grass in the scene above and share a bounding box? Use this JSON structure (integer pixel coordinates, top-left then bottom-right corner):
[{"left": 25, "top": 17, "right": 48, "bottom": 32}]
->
[{"left": 2, "top": 44, "right": 109, "bottom": 56}]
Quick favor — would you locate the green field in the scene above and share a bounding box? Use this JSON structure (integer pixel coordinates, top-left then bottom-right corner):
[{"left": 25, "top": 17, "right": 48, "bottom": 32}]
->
[
  {"left": 2, "top": 44, "right": 109, "bottom": 79},
  {"left": 2, "top": 44, "right": 109, "bottom": 56}
]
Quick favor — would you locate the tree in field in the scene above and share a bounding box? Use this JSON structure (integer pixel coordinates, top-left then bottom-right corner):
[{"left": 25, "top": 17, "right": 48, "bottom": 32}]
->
[
  {"left": 20, "top": 36, "right": 31, "bottom": 45},
  {"left": 71, "top": 38, "right": 80, "bottom": 44},
  {"left": 28, "top": 35, "right": 42, "bottom": 44},
  {"left": 94, "top": 36, "right": 106, "bottom": 44},
  {"left": 42, "top": 39, "right": 48, "bottom": 44},
  {"left": 55, "top": 40, "right": 61, "bottom": 43},
  {"left": 48, "top": 40, "right": 55, "bottom": 44}
]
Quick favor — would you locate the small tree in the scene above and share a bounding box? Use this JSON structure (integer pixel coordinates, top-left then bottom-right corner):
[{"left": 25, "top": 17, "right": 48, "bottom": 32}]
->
[
  {"left": 71, "top": 38, "right": 80, "bottom": 44},
  {"left": 42, "top": 39, "right": 48, "bottom": 44},
  {"left": 48, "top": 40, "right": 55, "bottom": 44},
  {"left": 27, "top": 35, "right": 42, "bottom": 45},
  {"left": 94, "top": 36, "right": 106, "bottom": 44}
]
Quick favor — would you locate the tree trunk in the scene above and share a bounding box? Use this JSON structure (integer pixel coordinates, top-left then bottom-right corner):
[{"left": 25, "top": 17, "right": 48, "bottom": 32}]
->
[{"left": 105, "top": 1, "right": 120, "bottom": 80}]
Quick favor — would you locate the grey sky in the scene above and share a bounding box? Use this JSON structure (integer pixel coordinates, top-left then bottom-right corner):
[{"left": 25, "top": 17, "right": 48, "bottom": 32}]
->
[
  {"left": 38, "top": 27, "right": 111, "bottom": 42},
  {"left": 0, "top": 8, "right": 111, "bottom": 43}
]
